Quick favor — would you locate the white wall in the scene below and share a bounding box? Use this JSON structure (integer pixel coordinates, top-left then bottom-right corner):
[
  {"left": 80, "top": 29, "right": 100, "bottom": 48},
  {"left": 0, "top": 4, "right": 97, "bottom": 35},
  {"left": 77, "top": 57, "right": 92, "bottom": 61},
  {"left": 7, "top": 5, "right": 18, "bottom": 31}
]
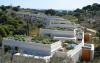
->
[
  {"left": 53, "top": 36, "right": 76, "bottom": 41},
  {"left": 3, "top": 38, "right": 62, "bottom": 56},
  {"left": 46, "top": 24, "right": 75, "bottom": 29},
  {"left": 67, "top": 38, "right": 84, "bottom": 63},
  {"left": 51, "top": 41, "right": 62, "bottom": 52},
  {"left": 40, "top": 28, "right": 75, "bottom": 37}
]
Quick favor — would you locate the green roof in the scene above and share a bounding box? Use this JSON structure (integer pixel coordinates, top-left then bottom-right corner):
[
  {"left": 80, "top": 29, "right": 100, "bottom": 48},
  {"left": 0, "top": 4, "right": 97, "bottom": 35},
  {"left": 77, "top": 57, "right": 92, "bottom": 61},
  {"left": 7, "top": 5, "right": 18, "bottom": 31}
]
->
[
  {"left": 32, "top": 36, "right": 57, "bottom": 44},
  {"left": 7, "top": 35, "right": 57, "bottom": 44}
]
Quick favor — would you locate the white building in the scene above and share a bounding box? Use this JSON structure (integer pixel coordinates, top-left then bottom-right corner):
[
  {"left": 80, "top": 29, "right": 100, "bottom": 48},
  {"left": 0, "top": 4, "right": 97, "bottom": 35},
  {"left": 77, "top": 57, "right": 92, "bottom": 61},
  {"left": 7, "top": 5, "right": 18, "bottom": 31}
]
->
[
  {"left": 3, "top": 38, "right": 62, "bottom": 56},
  {"left": 39, "top": 28, "right": 76, "bottom": 41},
  {"left": 2, "top": 15, "right": 94, "bottom": 63},
  {"left": 2, "top": 37, "right": 84, "bottom": 63},
  {"left": 2, "top": 28, "right": 85, "bottom": 63},
  {"left": 15, "top": 12, "right": 46, "bottom": 25}
]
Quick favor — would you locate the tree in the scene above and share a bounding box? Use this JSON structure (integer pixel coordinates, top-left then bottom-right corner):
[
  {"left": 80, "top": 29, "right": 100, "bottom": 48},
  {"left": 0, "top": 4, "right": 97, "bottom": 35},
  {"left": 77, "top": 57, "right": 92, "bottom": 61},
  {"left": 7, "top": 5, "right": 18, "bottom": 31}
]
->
[
  {"left": 61, "top": 11, "right": 68, "bottom": 15},
  {"left": 0, "top": 26, "right": 7, "bottom": 37},
  {"left": 63, "top": 15, "right": 78, "bottom": 23},
  {"left": 0, "top": 8, "right": 27, "bottom": 36},
  {"left": 0, "top": 11, "right": 7, "bottom": 24},
  {"left": 6, "top": 5, "right": 12, "bottom": 9},
  {"left": 92, "top": 3, "right": 100, "bottom": 11},
  {"left": 82, "top": 5, "right": 92, "bottom": 11},
  {"left": 45, "top": 9, "right": 56, "bottom": 15},
  {"left": 12, "top": 6, "right": 20, "bottom": 11},
  {"left": 0, "top": 5, "right": 6, "bottom": 11}
]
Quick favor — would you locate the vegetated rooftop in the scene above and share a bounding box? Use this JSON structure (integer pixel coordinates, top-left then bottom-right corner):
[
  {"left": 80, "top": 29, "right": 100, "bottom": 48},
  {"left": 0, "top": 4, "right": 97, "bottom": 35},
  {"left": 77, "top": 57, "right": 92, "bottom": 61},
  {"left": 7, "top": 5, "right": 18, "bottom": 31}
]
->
[
  {"left": 63, "top": 40, "right": 78, "bottom": 50},
  {"left": 7, "top": 35, "right": 58, "bottom": 44},
  {"left": 47, "top": 27, "right": 73, "bottom": 31},
  {"left": 31, "top": 36, "right": 57, "bottom": 44}
]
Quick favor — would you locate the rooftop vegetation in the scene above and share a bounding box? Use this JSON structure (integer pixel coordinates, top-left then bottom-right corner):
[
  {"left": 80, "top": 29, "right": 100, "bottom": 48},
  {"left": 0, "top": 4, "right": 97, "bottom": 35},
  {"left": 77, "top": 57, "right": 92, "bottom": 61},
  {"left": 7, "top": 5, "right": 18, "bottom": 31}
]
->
[
  {"left": 63, "top": 40, "right": 78, "bottom": 50},
  {"left": 7, "top": 35, "right": 57, "bottom": 44},
  {"left": 48, "top": 27, "right": 73, "bottom": 31},
  {"left": 13, "top": 35, "right": 26, "bottom": 41},
  {"left": 31, "top": 36, "right": 57, "bottom": 44},
  {"left": 64, "top": 40, "right": 77, "bottom": 44}
]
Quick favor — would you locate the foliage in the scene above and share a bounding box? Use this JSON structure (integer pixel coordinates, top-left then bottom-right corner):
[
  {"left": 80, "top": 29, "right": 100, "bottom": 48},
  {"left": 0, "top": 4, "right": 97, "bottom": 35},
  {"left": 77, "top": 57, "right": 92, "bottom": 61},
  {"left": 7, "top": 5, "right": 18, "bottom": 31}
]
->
[
  {"left": 45, "top": 9, "right": 57, "bottom": 15},
  {"left": 73, "top": 3, "right": 100, "bottom": 31},
  {"left": 0, "top": 5, "right": 6, "bottom": 11},
  {"left": 96, "top": 32, "right": 100, "bottom": 39},
  {"left": 32, "top": 36, "right": 57, "bottom": 44},
  {"left": 0, "top": 8, "right": 27, "bottom": 37},
  {"left": 64, "top": 40, "right": 77, "bottom": 44},
  {"left": 63, "top": 15, "right": 78, "bottom": 23},
  {"left": 34, "top": 17, "right": 45, "bottom": 28},
  {"left": 0, "top": 25, "right": 7, "bottom": 37},
  {"left": 0, "top": 5, "right": 20, "bottom": 12},
  {"left": 14, "top": 35, "right": 26, "bottom": 41},
  {"left": 12, "top": 6, "right": 20, "bottom": 11}
]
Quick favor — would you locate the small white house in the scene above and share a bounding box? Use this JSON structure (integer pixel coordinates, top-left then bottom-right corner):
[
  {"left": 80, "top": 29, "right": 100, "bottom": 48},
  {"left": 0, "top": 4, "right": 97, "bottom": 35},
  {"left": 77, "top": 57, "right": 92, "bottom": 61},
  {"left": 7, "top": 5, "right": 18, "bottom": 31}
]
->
[
  {"left": 3, "top": 38, "right": 62, "bottom": 56},
  {"left": 11, "top": 13, "right": 94, "bottom": 63}
]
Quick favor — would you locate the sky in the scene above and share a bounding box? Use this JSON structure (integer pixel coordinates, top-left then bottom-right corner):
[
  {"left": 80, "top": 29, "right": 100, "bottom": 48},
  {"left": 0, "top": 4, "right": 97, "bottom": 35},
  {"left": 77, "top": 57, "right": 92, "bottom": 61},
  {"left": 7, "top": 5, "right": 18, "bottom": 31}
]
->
[{"left": 0, "top": 0, "right": 100, "bottom": 10}]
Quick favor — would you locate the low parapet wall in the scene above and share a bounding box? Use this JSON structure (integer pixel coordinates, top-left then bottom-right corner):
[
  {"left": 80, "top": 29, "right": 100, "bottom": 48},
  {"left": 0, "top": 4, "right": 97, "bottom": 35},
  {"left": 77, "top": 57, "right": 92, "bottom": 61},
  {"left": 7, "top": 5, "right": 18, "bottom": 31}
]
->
[{"left": 67, "top": 39, "right": 84, "bottom": 63}]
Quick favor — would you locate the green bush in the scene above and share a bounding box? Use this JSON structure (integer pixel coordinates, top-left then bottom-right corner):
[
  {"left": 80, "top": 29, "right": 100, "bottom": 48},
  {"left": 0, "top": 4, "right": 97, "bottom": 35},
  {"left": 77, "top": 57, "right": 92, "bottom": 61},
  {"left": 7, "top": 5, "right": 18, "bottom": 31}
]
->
[{"left": 14, "top": 35, "right": 26, "bottom": 41}]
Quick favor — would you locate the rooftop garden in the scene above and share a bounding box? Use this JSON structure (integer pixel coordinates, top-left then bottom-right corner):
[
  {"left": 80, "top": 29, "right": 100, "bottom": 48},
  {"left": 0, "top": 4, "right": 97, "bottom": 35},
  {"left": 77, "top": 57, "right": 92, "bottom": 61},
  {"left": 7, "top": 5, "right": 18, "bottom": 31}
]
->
[
  {"left": 48, "top": 27, "right": 73, "bottom": 31},
  {"left": 7, "top": 35, "right": 58, "bottom": 44},
  {"left": 31, "top": 36, "right": 57, "bottom": 44},
  {"left": 64, "top": 40, "right": 77, "bottom": 44},
  {"left": 14, "top": 35, "right": 26, "bottom": 41},
  {"left": 75, "top": 29, "right": 83, "bottom": 37},
  {"left": 62, "top": 40, "right": 78, "bottom": 50},
  {"left": 7, "top": 35, "right": 27, "bottom": 42}
]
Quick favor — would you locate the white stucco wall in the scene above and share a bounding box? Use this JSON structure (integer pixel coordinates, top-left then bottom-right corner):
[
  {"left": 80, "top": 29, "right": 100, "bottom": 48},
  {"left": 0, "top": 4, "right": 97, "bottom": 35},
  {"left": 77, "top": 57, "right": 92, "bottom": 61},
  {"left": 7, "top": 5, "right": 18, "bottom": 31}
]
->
[
  {"left": 3, "top": 39, "right": 62, "bottom": 56},
  {"left": 40, "top": 28, "right": 75, "bottom": 37},
  {"left": 67, "top": 39, "right": 84, "bottom": 63},
  {"left": 13, "top": 53, "right": 52, "bottom": 63},
  {"left": 53, "top": 36, "right": 76, "bottom": 41},
  {"left": 51, "top": 41, "right": 62, "bottom": 52}
]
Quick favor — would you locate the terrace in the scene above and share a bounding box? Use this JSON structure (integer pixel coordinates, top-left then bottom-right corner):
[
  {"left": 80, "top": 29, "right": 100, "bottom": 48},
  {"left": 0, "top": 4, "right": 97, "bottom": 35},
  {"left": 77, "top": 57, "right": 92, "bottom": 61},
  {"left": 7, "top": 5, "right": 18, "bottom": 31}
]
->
[
  {"left": 62, "top": 40, "right": 78, "bottom": 51},
  {"left": 6, "top": 35, "right": 57, "bottom": 44},
  {"left": 39, "top": 28, "right": 76, "bottom": 41},
  {"left": 3, "top": 35, "right": 62, "bottom": 56},
  {"left": 47, "top": 27, "right": 74, "bottom": 31},
  {"left": 46, "top": 24, "right": 75, "bottom": 29}
]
